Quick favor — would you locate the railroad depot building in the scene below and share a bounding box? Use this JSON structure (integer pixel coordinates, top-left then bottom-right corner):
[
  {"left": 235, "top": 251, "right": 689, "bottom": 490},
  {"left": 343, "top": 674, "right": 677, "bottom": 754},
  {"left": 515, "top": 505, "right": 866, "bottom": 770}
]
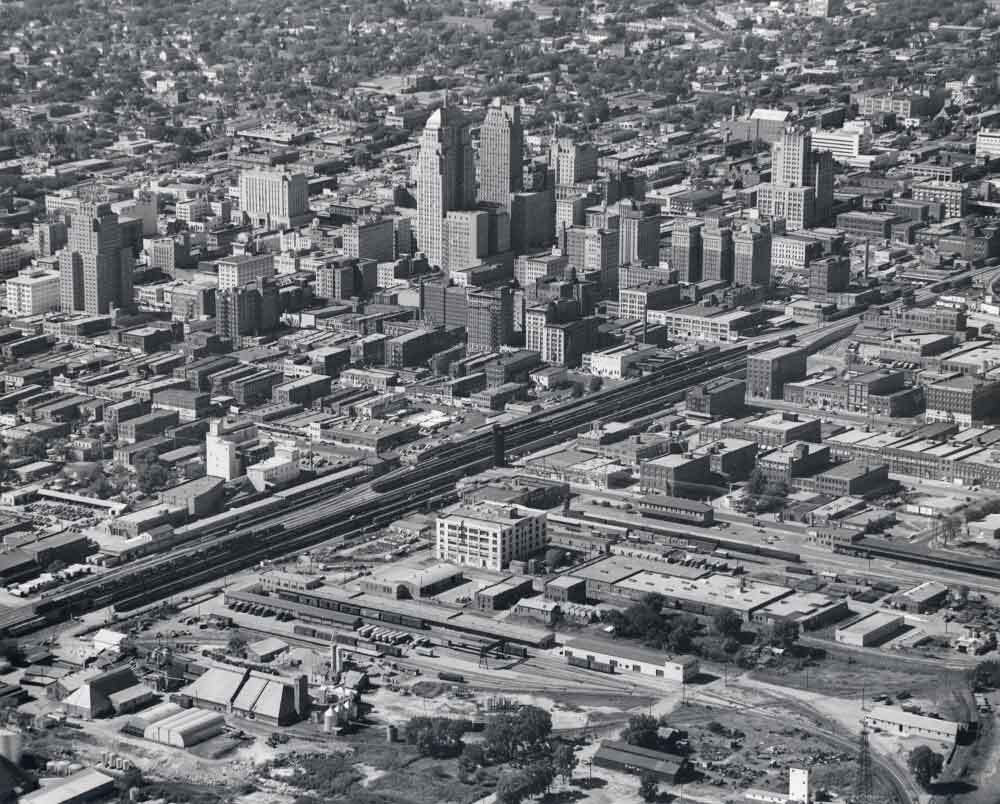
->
[
  {"left": 561, "top": 637, "right": 699, "bottom": 683},
  {"left": 593, "top": 740, "right": 689, "bottom": 784}
]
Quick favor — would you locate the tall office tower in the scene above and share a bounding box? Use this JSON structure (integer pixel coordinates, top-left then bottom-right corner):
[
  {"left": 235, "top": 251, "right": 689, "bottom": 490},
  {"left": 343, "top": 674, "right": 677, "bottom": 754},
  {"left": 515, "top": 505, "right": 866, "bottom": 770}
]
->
[
  {"left": 758, "top": 128, "right": 834, "bottom": 230},
  {"left": 33, "top": 221, "right": 68, "bottom": 257},
  {"left": 510, "top": 188, "right": 554, "bottom": 253},
  {"left": 734, "top": 225, "right": 772, "bottom": 287},
  {"left": 216, "top": 278, "right": 280, "bottom": 342},
  {"left": 671, "top": 218, "right": 704, "bottom": 283},
  {"left": 772, "top": 129, "right": 812, "bottom": 187},
  {"left": 701, "top": 221, "right": 735, "bottom": 282},
  {"left": 564, "top": 225, "right": 620, "bottom": 294},
  {"left": 811, "top": 149, "right": 835, "bottom": 225},
  {"left": 416, "top": 106, "right": 476, "bottom": 271},
  {"left": 467, "top": 286, "right": 514, "bottom": 354},
  {"left": 444, "top": 209, "right": 490, "bottom": 271},
  {"left": 58, "top": 201, "right": 134, "bottom": 315},
  {"left": 478, "top": 99, "right": 523, "bottom": 213},
  {"left": 619, "top": 207, "right": 660, "bottom": 267},
  {"left": 239, "top": 170, "right": 310, "bottom": 229},
  {"left": 550, "top": 137, "right": 599, "bottom": 188},
  {"left": 555, "top": 194, "right": 589, "bottom": 241}
]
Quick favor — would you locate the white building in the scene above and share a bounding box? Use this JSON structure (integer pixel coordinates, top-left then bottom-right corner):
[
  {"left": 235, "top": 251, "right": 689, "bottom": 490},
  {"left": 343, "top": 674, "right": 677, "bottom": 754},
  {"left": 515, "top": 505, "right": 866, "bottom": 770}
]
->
[
  {"left": 583, "top": 344, "right": 658, "bottom": 379},
  {"left": 976, "top": 129, "right": 1000, "bottom": 160},
  {"left": 238, "top": 169, "right": 310, "bottom": 229},
  {"left": 216, "top": 253, "right": 275, "bottom": 290},
  {"left": 6, "top": 270, "right": 60, "bottom": 316},
  {"left": 561, "top": 637, "right": 699, "bottom": 683},
  {"left": 865, "top": 705, "right": 961, "bottom": 742},
  {"left": 834, "top": 611, "right": 903, "bottom": 647},
  {"left": 435, "top": 500, "right": 547, "bottom": 571},
  {"left": 205, "top": 418, "right": 259, "bottom": 480},
  {"left": 810, "top": 127, "right": 864, "bottom": 161},
  {"left": 247, "top": 446, "right": 300, "bottom": 492}
]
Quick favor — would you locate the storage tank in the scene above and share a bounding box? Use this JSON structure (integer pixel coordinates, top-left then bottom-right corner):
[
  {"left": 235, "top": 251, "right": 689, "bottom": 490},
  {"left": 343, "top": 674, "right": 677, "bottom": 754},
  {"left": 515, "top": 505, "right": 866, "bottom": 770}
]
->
[
  {"left": 0, "top": 729, "right": 22, "bottom": 765},
  {"left": 323, "top": 706, "right": 335, "bottom": 733}
]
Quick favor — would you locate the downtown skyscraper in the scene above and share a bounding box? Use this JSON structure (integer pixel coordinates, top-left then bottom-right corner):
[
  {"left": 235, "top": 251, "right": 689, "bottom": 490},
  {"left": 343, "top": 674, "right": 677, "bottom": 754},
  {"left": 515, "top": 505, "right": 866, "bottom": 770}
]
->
[
  {"left": 58, "top": 201, "right": 134, "bottom": 315},
  {"left": 416, "top": 105, "right": 476, "bottom": 272},
  {"left": 478, "top": 99, "right": 523, "bottom": 213}
]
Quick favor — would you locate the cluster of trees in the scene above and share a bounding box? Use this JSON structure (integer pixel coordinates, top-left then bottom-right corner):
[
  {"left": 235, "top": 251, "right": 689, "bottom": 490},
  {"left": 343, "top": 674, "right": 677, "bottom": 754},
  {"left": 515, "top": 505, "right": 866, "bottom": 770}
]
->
[
  {"left": 134, "top": 450, "right": 169, "bottom": 494},
  {"left": 907, "top": 745, "right": 944, "bottom": 789},
  {"left": 403, "top": 716, "right": 473, "bottom": 758},
  {"left": 602, "top": 594, "right": 700, "bottom": 653},
  {"left": 743, "top": 469, "right": 789, "bottom": 513},
  {"left": 399, "top": 705, "right": 576, "bottom": 804},
  {"left": 972, "top": 659, "right": 1000, "bottom": 689}
]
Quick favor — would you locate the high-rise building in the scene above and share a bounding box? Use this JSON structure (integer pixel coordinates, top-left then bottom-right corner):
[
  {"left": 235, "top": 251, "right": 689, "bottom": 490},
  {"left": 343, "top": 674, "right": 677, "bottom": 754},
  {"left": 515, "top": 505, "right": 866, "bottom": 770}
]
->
[
  {"left": 510, "top": 189, "right": 554, "bottom": 254},
  {"left": 619, "top": 208, "right": 660, "bottom": 267},
  {"left": 701, "top": 222, "right": 734, "bottom": 282},
  {"left": 344, "top": 215, "right": 396, "bottom": 263},
  {"left": 671, "top": 218, "right": 704, "bottom": 283},
  {"left": 747, "top": 346, "right": 808, "bottom": 400},
  {"left": 6, "top": 270, "right": 60, "bottom": 316},
  {"left": 757, "top": 128, "right": 834, "bottom": 230},
  {"left": 467, "top": 286, "right": 514, "bottom": 354},
  {"left": 444, "top": 210, "right": 490, "bottom": 271},
  {"left": 772, "top": 129, "right": 812, "bottom": 187},
  {"left": 217, "top": 253, "right": 275, "bottom": 290},
  {"left": 734, "top": 225, "right": 772, "bottom": 287},
  {"left": 564, "top": 226, "right": 619, "bottom": 292},
  {"left": 216, "top": 278, "right": 281, "bottom": 342},
  {"left": 478, "top": 99, "right": 523, "bottom": 213},
  {"left": 57, "top": 201, "right": 134, "bottom": 315},
  {"left": 33, "top": 221, "right": 67, "bottom": 257},
  {"left": 239, "top": 170, "right": 310, "bottom": 229},
  {"left": 550, "top": 138, "right": 599, "bottom": 188},
  {"left": 808, "top": 255, "right": 850, "bottom": 296},
  {"left": 416, "top": 106, "right": 476, "bottom": 271}
]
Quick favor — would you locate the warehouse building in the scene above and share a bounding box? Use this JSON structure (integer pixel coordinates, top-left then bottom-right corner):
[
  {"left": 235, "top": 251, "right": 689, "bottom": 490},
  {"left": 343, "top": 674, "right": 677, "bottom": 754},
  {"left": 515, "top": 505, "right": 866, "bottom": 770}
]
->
[
  {"left": 569, "top": 555, "right": 709, "bottom": 599},
  {"left": 614, "top": 573, "right": 792, "bottom": 622},
  {"left": 865, "top": 706, "right": 961, "bottom": 742},
  {"left": 592, "top": 740, "right": 689, "bottom": 783},
  {"left": 562, "top": 637, "right": 699, "bottom": 682},
  {"left": 475, "top": 577, "right": 535, "bottom": 611},
  {"left": 834, "top": 611, "right": 904, "bottom": 647},
  {"left": 894, "top": 581, "right": 949, "bottom": 613},
  {"left": 143, "top": 708, "right": 226, "bottom": 748},
  {"left": 751, "top": 591, "right": 850, "bottom": 632},
  {"left": 545, "top": 575, "right": 588, "bottom": 604},
  {"left": 20, "top": 769, "right": 116, "bottom": 804},
  {"left": 184, "top": 665, "right": 308, "bottom": 727}
]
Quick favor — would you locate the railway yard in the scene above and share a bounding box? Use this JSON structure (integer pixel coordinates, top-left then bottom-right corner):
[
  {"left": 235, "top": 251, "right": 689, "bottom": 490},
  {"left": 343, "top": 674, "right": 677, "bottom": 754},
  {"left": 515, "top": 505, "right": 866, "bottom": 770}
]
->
[{"left": 2, "top": 339, "right": 1000, "bottom": 804}]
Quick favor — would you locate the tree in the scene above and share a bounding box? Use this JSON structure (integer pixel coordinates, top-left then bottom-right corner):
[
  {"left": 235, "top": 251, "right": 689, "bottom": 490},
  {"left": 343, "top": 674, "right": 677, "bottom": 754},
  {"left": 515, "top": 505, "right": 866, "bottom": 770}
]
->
[
  {"left": 483, "top": 705, "right": 552, "bottom": 763},
  {"left": 746, "top": 468, "right": 768, "bottom": 497},
  {"left": 769, "top": 620, "right": 799, "bottom": 648},
  {"left": 907, "top": 745, "right": 943, "bottom": 788},
  {"left": 227, "top": 633, "right": 247, "bottom": 657},
  {"left": 940, "top": 515, "right": 962, "bottom": 546},
  {"left": 639, "top": 772, "right": 659, "bottom": 801},
  {"left": 972, "top": 659, "right": 1000, "bottom": 690},
  {"left": 135, "top": 450, "right": 169, "bottom": 493},
  {"left": 552, "top": 742, "right": 577, "bottom": 784},
  {"left": 712, "top": 610, "right": 742, "bottom": 639},
  {"left": 544, "top": 548, "right": 565, "bottom": 572},
  {"left": 404, "top": 716, "right": 471, "bottom": 757},
  {"left": 622, "top": 714, "right": 660, "bottom": 749}
]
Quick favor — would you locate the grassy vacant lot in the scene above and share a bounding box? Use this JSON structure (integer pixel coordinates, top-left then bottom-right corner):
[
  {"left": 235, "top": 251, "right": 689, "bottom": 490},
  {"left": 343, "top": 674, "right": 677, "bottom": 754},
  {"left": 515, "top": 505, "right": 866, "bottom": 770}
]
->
[
  {"left": 749, "top": 649, "right": 950, "bottom": 699},
  {"left": 668, "top": 703, "right": 901, "bottom": 804}
]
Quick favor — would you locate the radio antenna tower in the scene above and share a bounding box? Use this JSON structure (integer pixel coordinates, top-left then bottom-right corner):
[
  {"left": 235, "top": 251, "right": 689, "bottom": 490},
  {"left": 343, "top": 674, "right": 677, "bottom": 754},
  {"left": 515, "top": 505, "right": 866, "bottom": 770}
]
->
[{"left": 852, "top": 726, "right": 875, "bottom": 804}]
